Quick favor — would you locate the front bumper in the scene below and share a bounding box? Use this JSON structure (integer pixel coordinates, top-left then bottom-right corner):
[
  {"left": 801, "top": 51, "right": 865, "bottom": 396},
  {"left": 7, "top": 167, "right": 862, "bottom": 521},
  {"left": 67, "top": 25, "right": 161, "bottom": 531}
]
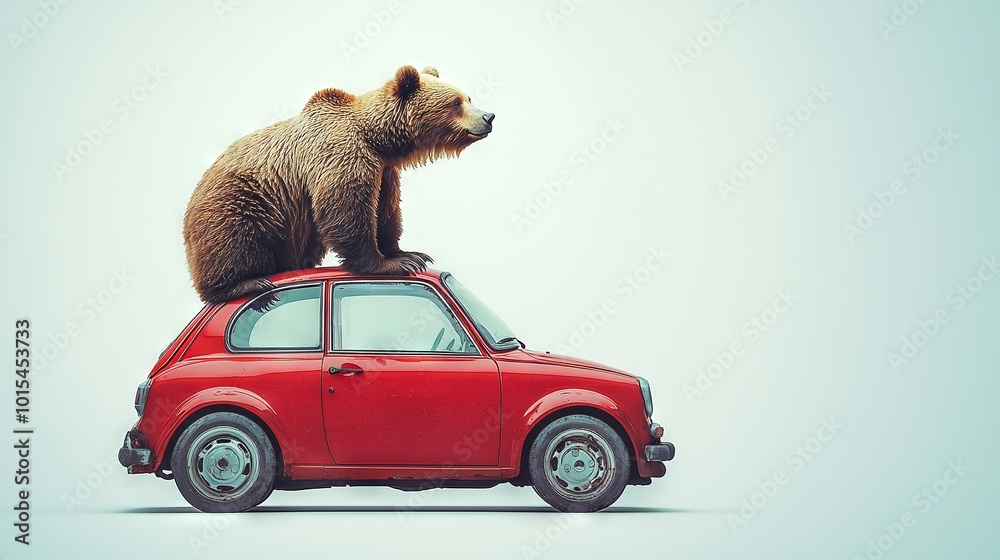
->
[
  {"left": 644, "top": 442, "right": 676, "bottom": 462},
  {"left": 118, "top": 431, "right": 151, "bottom": 474}
]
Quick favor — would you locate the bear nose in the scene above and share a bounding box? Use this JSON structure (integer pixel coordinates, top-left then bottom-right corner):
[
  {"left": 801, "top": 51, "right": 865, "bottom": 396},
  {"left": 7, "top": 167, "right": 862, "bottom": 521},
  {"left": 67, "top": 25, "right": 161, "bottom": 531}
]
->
[{"left": 483, "top": 112, "right": 495, "bottom": 125}]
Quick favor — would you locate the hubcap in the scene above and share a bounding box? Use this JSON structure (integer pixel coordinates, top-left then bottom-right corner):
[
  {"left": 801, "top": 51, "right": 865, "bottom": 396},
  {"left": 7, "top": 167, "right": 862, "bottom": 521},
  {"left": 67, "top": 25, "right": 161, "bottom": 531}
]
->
[
  {"left": 187, "top": 426, "right": 259, "bottom": 500},
  {"left": 543, "top": 428, "right": 615, "bottom": 501}
]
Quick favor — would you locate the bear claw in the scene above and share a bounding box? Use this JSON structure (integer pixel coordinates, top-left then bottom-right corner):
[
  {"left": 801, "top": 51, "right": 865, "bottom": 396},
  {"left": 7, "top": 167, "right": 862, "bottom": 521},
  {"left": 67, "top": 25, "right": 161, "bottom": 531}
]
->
[
  {"left": 393, "top": 251, "right": 432, "bottom": 273},
  {"left": 379, "top": 255, "right": 426, "bottom": 275},
  {"left": 399, "top": 251, "right": 433, "bottom": 265},
  {"left": 246, "top": 279, "right": 278, "bottom": 312}
]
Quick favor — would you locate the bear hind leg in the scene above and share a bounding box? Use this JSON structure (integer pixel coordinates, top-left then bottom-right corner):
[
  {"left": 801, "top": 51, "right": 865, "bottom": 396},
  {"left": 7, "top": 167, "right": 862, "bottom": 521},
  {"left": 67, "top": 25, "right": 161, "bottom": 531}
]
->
[{"left": 201, "top": 276, "right": 278, "bottom": 312}]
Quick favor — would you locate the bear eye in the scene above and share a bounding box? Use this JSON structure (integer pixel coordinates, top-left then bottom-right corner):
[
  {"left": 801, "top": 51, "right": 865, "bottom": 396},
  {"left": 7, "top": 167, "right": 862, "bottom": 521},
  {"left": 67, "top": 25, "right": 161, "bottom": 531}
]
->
[{"left": 452, "top": 98, "right": 463, "bottom": 111}]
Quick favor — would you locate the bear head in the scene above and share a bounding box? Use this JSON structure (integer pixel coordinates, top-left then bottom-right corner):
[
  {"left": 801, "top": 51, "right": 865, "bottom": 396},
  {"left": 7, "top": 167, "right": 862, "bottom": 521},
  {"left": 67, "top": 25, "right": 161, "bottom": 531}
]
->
[{"left": 385, "top": 65, "right": 495, "bottom": 166}]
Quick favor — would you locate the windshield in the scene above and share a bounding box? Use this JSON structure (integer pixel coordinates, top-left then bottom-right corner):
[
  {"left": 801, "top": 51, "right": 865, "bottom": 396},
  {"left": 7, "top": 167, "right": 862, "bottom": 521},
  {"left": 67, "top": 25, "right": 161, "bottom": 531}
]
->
[{"left": 441, "top": 273, "right": 519, "bottom": 350}]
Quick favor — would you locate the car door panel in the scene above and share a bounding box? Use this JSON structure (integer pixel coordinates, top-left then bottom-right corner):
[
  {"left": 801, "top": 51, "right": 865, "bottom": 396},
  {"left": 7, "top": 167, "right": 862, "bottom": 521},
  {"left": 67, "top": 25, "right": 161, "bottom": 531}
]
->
[{"left": 321, "top": 355, "right": 500, "bottom": 466}]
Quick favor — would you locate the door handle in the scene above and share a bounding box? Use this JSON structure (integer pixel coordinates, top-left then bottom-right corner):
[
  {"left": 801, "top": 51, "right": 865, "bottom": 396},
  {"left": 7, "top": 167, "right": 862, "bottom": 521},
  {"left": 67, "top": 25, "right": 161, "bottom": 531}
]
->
[{"left": 328, "top": 365, "right": 364, "bottom": 375}]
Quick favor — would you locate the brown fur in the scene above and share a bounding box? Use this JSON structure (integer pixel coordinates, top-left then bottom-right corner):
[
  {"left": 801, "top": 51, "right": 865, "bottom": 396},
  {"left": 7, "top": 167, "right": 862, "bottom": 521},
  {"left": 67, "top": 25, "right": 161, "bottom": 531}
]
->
[{"left": 183, "top": 66, "right": 494, "bottom": 306}]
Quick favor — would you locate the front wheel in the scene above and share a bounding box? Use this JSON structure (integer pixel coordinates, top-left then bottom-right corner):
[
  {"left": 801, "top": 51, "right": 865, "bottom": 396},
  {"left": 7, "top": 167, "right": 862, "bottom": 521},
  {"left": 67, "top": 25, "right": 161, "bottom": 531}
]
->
[
  {"left": 171, "top": 412, "right": 276, "bottom": 513},
  {"left": 527, "top": 414, "right": 630, "bottom": 512}
]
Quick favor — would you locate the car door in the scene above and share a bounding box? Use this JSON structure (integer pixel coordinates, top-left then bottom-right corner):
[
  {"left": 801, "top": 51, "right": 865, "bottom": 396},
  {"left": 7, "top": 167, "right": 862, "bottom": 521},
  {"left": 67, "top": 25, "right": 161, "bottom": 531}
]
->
[{"left": 321, "top": 280, "right": 501, "bottom": 467}]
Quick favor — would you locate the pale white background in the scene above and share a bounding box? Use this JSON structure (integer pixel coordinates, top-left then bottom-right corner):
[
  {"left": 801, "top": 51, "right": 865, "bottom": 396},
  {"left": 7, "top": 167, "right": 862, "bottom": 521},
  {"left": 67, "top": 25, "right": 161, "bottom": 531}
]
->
[{"left": 2, "top": 1, "right": 999, "bottom": 558}]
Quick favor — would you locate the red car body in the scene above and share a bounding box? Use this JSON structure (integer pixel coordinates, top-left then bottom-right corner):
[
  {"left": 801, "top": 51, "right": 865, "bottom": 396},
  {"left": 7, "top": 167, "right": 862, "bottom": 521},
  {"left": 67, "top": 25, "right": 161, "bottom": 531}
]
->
[{"left": 120, "top": 267, "right": 674, "bottom": 511}]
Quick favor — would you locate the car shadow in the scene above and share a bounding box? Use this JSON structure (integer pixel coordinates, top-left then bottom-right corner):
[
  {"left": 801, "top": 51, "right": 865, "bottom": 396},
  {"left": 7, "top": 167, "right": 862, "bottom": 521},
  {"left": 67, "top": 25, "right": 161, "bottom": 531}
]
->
[{"left": 114, "top": 505, "right": 721, "bottom": 514}]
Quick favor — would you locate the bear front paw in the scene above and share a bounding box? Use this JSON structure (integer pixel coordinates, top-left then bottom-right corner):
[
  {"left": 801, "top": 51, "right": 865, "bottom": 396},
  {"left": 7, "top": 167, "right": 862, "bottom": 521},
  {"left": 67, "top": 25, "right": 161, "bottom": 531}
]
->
[
  {"left": 376, "top": 255, "right": 425, "bottom": 275},
  {"left": 397, "top": 251, "right": 433, "bottom": 266}
]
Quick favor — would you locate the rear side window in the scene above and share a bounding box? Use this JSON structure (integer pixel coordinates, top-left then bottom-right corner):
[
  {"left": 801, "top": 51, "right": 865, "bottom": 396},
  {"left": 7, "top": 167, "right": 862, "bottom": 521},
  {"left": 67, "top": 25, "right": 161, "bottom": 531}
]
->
[{"left": 228, "top": 284, "right": 322, "bottom": 351}]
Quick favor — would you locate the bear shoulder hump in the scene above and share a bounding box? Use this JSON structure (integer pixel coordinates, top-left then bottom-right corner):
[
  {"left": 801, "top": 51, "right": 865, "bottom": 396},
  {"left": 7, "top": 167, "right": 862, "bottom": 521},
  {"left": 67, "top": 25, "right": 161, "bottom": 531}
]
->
[{"left": 307, "top": 88, "right": 356, "bottom": 107}]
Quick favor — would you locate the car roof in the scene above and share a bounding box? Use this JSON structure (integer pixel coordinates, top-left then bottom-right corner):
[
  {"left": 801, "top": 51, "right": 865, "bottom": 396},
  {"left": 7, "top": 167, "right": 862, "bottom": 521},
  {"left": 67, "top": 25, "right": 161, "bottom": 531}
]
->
[{"left": 268, "top": 266, "right": 446, "bottom": 286}]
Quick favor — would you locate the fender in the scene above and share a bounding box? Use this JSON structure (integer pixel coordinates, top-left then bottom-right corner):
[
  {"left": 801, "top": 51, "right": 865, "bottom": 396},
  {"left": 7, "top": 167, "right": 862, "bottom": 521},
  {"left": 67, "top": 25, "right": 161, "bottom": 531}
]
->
[
  {"left": 505, "top": 389, "right": 644, "bottom": 472},
  {"left": 148, "top": 386, "right": 293, "bottom": 472}
]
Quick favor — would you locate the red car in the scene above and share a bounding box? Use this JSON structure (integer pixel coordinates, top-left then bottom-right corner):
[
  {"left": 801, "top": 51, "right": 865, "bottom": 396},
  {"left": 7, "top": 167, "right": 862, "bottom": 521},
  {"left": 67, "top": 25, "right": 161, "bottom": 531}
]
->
[{"left": 119, "top": 268, "right": 675, "bottom": 513}]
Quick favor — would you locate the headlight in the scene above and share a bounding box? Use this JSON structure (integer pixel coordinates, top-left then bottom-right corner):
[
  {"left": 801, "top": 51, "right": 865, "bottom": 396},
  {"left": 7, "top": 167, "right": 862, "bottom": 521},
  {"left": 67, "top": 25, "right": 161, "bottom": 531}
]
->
[
  {"left": 638, "top": 377, "right": 653, "bottom": 418},
  {"left": 134, "top": 379, "right": 151, "bottom": 417}
]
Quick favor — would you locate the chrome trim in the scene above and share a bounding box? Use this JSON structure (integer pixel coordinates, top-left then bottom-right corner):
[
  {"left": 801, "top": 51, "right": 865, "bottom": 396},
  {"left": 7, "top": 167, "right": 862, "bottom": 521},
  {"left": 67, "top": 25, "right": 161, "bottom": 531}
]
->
[
  {"left": 644, "top": 442, "right": 675, "bottom": 462},
  {"left": 134, "top": 379, "right": 151, "bottom": 417},
  {"left": 638, "top": 377, "right": 653, "bottom": 417}
]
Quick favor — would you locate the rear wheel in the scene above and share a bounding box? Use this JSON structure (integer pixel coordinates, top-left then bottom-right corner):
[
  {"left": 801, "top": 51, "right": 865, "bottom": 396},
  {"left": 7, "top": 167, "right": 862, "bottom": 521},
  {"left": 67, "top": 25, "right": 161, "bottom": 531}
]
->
[
  {"left": 527, "top": 414, "right": 630, "bottom": 512},
  {"left": 171, "top": 412, "right": 276, "bottom": 513}
]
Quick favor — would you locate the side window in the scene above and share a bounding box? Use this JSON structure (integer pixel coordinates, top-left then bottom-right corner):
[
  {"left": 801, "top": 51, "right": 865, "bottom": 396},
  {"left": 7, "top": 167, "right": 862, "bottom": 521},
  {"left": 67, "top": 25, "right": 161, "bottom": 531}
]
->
[
  {"left": 332, "top": 282, "right": 477, "bottom": 354},
  {"left": 229, "top": 284, "right": 322, "bottom": 351}
]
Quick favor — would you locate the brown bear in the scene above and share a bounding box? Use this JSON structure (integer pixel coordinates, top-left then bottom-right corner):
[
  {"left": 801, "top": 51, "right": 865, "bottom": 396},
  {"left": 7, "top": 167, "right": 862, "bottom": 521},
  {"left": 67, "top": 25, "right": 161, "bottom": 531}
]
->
[{"left": 182, "top": 65, "right": 494, "bottom": 308}]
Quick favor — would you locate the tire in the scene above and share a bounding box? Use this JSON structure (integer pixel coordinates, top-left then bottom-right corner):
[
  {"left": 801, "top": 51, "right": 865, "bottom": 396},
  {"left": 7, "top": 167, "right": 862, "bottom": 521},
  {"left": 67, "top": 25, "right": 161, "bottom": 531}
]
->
[
  {"left": 527, "top": 414, "right": 630, "bottom": 513},
  {"left": 171, "top": 412, "right": 276, "bottom": 513}
]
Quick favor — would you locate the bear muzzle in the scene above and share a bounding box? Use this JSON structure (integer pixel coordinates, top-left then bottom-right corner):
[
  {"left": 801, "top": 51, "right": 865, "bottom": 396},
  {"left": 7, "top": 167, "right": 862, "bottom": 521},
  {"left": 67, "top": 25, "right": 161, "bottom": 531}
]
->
[{"left": 467, "top": 111, "right": 495, "bottom": 137}]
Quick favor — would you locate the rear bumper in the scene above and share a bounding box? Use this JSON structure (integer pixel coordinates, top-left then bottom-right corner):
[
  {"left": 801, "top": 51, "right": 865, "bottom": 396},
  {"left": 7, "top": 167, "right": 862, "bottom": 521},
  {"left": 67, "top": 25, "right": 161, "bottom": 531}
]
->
[
  {"left": 644, "top": 442, "right": 675, "bottom": 462},
  {"left": 118, "top": 430, "right": 152, "bottom": 474}
]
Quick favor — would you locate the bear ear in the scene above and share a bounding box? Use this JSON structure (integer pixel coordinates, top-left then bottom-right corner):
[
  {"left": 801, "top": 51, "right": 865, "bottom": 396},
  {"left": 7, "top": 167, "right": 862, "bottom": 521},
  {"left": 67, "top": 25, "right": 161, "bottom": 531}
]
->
[
  {"left": 392, "top": 65, "right": 421, "bottom": 98},
  {"left": 422, "top": 66, "right": 439, "bottom": 78}
]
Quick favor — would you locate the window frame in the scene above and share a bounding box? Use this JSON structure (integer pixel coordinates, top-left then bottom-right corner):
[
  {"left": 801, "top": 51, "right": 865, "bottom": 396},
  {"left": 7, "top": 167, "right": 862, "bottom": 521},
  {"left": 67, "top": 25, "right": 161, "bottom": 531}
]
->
[
  {"left": 328, "top": 279, "right": 484, "bottom": 357},
  {"left": 225, "top": 282, "right": 326, "bottom": 354},
  {"left": 439, "top": 272, "right": 520, "bottom": 352}
]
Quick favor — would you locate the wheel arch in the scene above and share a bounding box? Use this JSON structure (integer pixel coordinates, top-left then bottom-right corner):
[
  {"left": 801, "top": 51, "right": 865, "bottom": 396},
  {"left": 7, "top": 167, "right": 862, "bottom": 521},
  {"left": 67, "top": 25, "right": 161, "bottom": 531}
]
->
[
  {"left": 513, "top": 405, "right": 639, "bottom": 485},
  {"left": 158, "top": 403, "right": 286, "bottom": 479}
]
